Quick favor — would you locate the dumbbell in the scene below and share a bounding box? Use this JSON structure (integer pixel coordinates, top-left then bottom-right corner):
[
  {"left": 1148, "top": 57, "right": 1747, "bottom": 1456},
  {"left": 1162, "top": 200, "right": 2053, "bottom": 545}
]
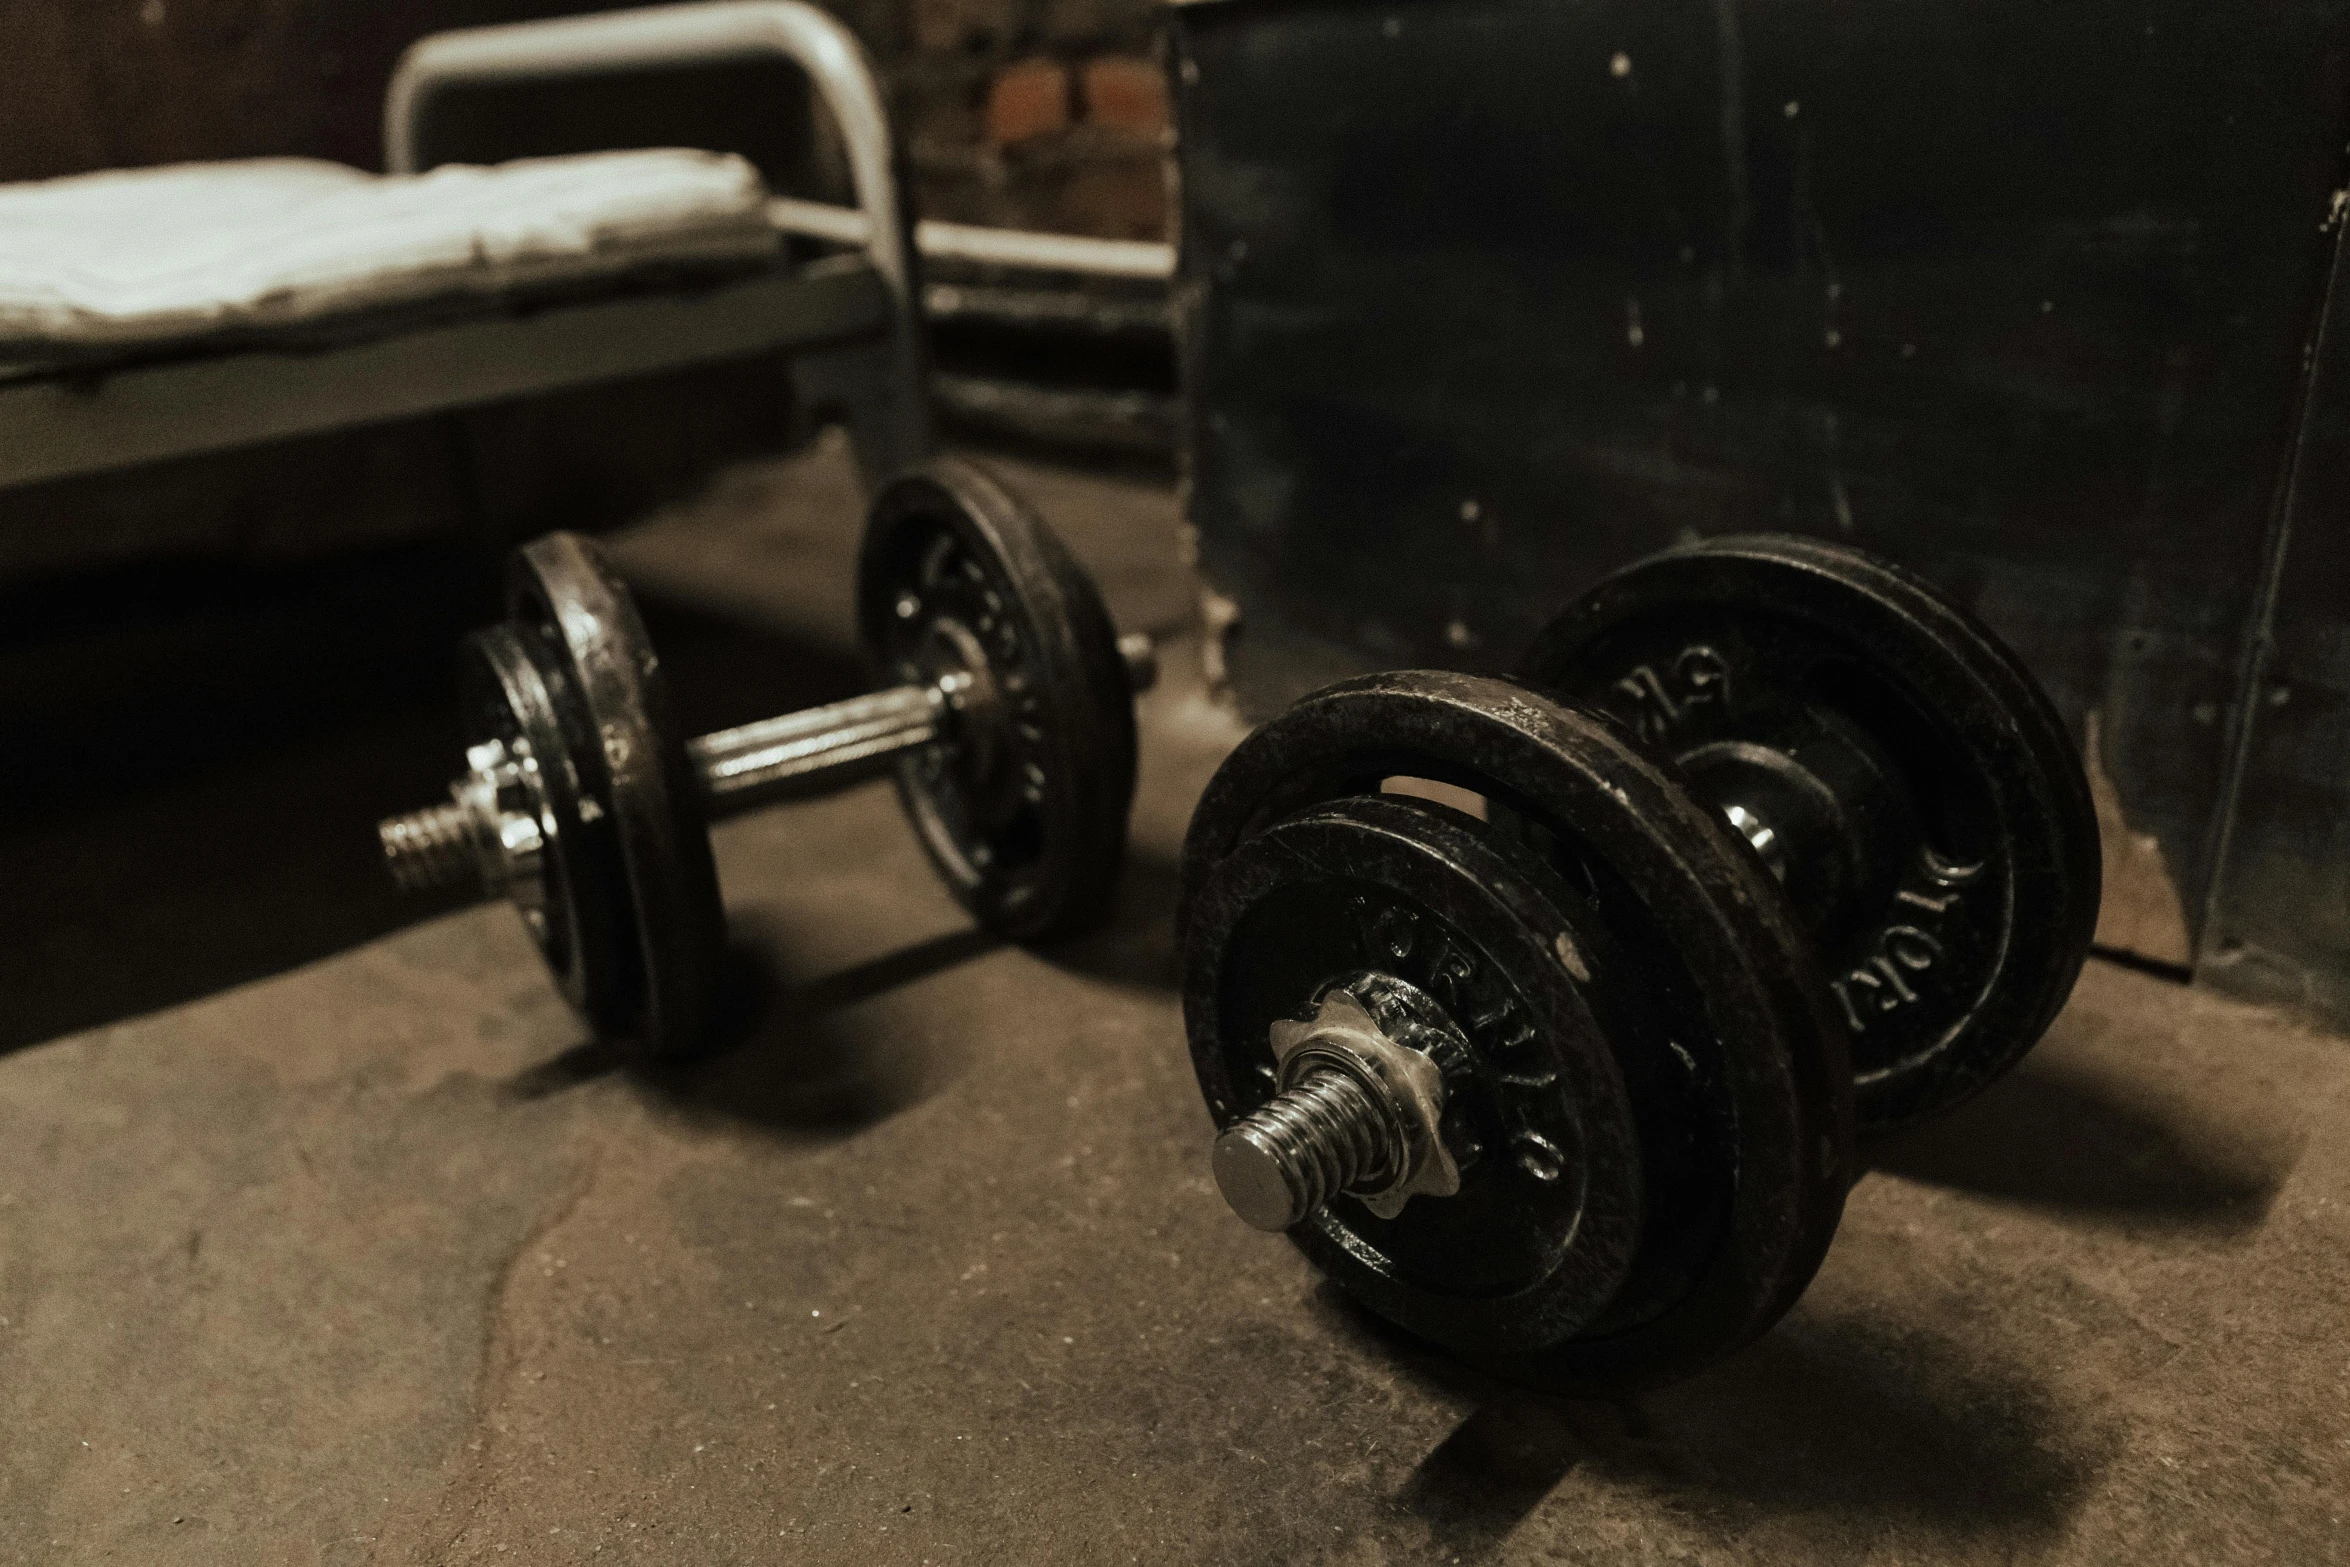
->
[
  {"left": 1178, "top": 534, "right": 2099, "bottom": 1391},
  {"left": 376, "top": 458, "right": 1155, "bottom": 1059}
]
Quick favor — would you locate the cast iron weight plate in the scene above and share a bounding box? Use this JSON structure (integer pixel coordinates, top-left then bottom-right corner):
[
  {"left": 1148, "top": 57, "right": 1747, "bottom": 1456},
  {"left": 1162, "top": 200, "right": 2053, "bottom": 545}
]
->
[
  {"left": 1179, "top": 669, "right": 1855, "bottom": 1392},
  {"left": 454, "top": 622, "right": 637, "bottom": 1035},
  {"left": 507, "top": 532, "right": 726, "bottom": 1062},
  {"left": 858, "top": 458, "right": 1139, "bottom": 942},
  {"left": 1519, "top": 535, "right": 2101, "bottom": 1133},
  {"left": 1193, "top": 794, "right": 1648, "bottom": 1353}
]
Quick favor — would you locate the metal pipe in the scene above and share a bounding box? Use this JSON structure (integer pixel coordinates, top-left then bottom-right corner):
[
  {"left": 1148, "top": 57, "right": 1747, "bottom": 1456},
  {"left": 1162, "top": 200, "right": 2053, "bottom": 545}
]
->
[
  {"left": 382, "top": 0, "right": 927, "bottom": 452},
  {"left": 685, "top": 631, "right": 1155, "bottom": 816},
  {"left": 685, "top": 682, "right": 942, "bottom": 816},
  {"left": 768, "top": 197, "right": 1177, "bottom": 282}
]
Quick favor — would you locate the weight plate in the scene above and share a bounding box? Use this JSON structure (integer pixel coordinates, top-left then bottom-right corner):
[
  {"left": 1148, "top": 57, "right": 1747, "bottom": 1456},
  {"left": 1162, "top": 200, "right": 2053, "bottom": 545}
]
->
[
  {"left": 1191, "top": 794, "right": 1647, "bottom": 1351},
  {"left": 1519, "top": 535, "right": 2100, "bottom": 1132},
  {"left": 507, "top": 532, "right": 725, "bottom": 1061},
  {"left": 1180, "top": 670, "right": 1853, "bottom": 1392},
  {"left": 858, "top": 458, "right": 1137, "bottom": 942},
  {"left": 456, "top": 623, "right": 636, "bottom": 1035}
]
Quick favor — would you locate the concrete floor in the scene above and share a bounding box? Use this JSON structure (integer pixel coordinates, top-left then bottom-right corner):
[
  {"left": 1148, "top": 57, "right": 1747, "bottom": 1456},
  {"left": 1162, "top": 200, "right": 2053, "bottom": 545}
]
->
[{"left": 3, "top": 439, "right": 2347, "bottom": 1564}]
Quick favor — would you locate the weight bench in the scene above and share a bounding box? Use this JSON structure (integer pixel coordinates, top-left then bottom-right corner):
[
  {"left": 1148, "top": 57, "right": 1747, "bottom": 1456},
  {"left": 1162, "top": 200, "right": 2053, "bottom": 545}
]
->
[{"left": 0, "top": 0, "right": 930, "bottom": 504}]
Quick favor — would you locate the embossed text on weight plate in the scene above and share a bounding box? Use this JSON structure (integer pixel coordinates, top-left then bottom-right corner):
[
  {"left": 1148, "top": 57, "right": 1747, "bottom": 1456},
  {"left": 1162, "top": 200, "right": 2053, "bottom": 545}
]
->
[
  {"left": 1608, "top": 644, "right": 1732, "bottom": 745},
  {"left": 1829, "top": 853, "right": 1981, "bottom": 1033},
  {"left": 1347, "top": 893, "right": 1569, "bottom": 1184}
]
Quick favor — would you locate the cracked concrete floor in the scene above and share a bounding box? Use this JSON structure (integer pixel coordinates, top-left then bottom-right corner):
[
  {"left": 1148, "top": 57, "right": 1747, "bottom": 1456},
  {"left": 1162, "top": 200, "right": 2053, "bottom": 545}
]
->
[{"left": 3, "top": 439, "right": 2348, "bottom": 1564}]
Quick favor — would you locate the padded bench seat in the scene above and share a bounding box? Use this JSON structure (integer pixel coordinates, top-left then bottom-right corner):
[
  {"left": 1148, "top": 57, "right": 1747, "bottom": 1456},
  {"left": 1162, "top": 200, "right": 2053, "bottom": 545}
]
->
[{"left": 0, "top": 149, "right": 784, "bottom": 367}]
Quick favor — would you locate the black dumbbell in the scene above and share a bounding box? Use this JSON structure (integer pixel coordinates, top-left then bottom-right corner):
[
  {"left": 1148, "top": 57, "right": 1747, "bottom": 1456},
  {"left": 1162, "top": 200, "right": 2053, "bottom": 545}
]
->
[
  {"left": 377, "top": 458, "right": 1155, "bottom": 1060},
  {"left": 1178, "top": 535, "right": 2099, "bottom": 1391}
]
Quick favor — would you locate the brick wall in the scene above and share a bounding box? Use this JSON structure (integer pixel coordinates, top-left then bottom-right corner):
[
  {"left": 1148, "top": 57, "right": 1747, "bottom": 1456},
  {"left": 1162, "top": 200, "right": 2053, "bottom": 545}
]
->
[{"left": 897, "top": 1, "right": 1172, "bottom": 239}]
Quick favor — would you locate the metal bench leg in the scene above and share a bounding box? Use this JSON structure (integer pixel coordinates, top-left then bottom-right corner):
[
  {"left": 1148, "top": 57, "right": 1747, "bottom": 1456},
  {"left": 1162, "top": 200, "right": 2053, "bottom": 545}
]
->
[{"left": 385, "top": 0, "right": 933, "bottom": 489}]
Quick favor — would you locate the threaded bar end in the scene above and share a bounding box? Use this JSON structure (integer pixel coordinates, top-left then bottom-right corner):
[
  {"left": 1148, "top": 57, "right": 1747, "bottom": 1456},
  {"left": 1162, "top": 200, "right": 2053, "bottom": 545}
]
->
[
  {"left": 1211, "top": 1067, "right": 1398, "bottom": 1232},
  {"left": 379, "top": 802, "right": 481, "bottom": 895}
]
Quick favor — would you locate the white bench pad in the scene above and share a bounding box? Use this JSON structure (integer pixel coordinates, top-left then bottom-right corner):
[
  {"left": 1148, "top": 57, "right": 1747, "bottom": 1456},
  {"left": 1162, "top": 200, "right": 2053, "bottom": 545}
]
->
[{"left": 0, "top": 149, "right": 777, "bottom": 360}]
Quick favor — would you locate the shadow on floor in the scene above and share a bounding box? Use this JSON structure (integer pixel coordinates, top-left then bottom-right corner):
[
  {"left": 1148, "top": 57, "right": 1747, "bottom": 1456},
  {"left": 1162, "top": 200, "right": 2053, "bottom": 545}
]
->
[
  {"left": 646, "top": 923, "right": 999, "bottom": 1135},
  {"left": 1043, "top": 842, "right": 1181, "bottom": 994},
  {"left": 1866, "top": 1053, "right": 2299, "bottom": 1234},
  {"left": 0, "top": 542, "right": 487, "bottom": 1055},
  {"left": 1395, "top": 1394, "right": 1592, "bottom": 1553},
  {"left": 1306, "top": 1279, "right": 2100, "bottom": 1561},
  {"left": 0, "top": 543, "right": 871, "bottom": 1058},
  {"left": 497, "top": 922, "right": 1002, "bottom": 1133}
]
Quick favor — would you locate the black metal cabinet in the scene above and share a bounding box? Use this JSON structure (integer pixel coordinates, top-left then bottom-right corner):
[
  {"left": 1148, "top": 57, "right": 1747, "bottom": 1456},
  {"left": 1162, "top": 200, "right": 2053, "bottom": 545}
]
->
[{"left": 1172, "top": 0, "right": 2350, "bottom": 1026}]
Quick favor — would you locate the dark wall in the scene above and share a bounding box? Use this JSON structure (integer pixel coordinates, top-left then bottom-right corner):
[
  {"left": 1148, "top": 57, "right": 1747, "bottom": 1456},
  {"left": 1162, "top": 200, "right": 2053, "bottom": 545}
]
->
[{"left": 0, "top": 1, "right": 657, "bottom": 181}]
